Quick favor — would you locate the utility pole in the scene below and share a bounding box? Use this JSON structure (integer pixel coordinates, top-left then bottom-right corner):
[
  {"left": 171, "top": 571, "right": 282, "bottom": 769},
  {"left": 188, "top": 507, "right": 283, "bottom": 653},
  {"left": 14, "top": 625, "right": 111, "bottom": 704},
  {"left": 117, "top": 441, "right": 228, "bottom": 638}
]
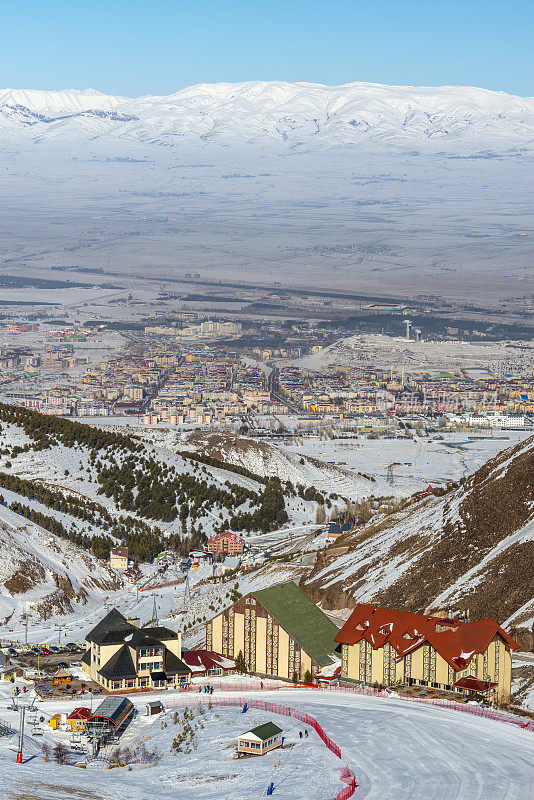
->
[
  {"left": 22, "top": 614, "right": 29, "bottom": 648},
  {"left": 55, "top": 624, "right": 65, "bottom": 646},
  {"left": 485, "top": 674, "right": 492, "bottom": 707}
]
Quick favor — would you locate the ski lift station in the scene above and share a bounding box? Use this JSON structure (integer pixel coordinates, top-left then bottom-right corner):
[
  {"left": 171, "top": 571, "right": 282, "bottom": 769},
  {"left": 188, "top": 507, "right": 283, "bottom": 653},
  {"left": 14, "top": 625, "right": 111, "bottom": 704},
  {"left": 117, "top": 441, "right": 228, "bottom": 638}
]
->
[{"left": 85, "top": 696, "right": 134, "bottom": 742}]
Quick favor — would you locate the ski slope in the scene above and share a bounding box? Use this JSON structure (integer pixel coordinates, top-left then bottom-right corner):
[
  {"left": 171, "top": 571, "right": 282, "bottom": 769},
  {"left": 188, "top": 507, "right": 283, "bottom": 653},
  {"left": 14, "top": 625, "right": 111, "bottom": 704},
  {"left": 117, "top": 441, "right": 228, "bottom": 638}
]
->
[{"left": 0, "top": 686, "right": 531, "bottom": 799}]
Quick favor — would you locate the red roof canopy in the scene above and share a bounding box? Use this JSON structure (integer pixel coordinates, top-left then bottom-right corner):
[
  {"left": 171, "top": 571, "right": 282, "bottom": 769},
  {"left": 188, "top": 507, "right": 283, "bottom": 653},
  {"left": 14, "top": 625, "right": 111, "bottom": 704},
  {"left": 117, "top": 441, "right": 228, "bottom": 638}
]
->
[
  {"left": 454, "top": 675, "right": 496, "bottom": 692},
  {"left": 181, "top": 649, "right": 236, "bottom": 673},
  {"left": 335, "top": 604, "right": 517, "bottom": 671},
  {"left": 68, "top": 707, "right": 92, "bottom": 720}
]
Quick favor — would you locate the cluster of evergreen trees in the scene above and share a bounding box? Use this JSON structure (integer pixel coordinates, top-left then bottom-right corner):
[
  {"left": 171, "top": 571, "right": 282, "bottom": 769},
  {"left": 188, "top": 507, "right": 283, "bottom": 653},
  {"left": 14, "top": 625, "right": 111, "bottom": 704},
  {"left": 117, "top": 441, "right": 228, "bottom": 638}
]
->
[{"left": 0, "top": 402, "right": 333, "bottom": 563}]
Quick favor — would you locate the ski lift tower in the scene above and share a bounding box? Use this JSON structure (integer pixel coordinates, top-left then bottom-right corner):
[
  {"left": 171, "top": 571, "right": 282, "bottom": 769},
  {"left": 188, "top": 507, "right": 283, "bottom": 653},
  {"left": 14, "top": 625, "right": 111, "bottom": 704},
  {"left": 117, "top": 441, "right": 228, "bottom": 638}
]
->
[
  {"left": 149, "top": 593, "right": 158, "bottom": 627},
  {"left": 11, "top": 697, "right": 38, "bottom": 764},
  {"left": 386, "top": 464, "right": 395, "bottom": 485},
  {"left": 183, "top": 571, "right": 191, "bottom": 609}
]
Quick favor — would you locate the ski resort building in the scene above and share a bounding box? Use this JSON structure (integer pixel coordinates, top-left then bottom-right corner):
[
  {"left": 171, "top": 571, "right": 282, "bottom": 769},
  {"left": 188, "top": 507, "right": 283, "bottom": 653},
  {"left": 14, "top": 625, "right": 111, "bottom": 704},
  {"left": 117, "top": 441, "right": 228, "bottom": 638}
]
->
[
  {"left": 205, "top": 581, "right": 339, "bottom": 681},
  {"left": 81, "top": 609, "right": 191, "bottom": 691},
  {"left": 238, "top": 722, "right": 283, "bottom": 756},
  {"left": 206, "top": 531, "right": 245, "bottom": 557},
  {"left": 86, "top": 696, "right": 134, "bottom": 742},
  {"left": 335, "top": 605, "right": 517, "bottom": 703},
  {"left": 181, "top": 649, "right": 237, "bottom": 677},
  {"left": 67, "top": 707, "right": 92, "bottom": 731},
  {"left": 109, "top": 547, "right": 129, "bottom": 570}
]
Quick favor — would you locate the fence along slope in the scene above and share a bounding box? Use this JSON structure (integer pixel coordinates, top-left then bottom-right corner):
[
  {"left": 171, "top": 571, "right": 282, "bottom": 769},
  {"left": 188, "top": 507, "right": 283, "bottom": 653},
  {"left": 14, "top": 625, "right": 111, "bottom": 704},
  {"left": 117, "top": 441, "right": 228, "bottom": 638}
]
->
[{"left": 165, "top": 695, "right": 359, "bottom": 798}]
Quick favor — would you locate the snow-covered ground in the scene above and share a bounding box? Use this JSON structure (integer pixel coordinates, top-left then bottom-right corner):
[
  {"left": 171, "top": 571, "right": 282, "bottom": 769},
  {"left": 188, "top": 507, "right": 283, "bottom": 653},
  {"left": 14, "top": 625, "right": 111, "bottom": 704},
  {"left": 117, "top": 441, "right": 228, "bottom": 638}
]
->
[
  {"left": 295, "top": 333, "right": 534, "bottom": 374},
  {"left": 283, "top": 430, "right": 532, "bottom": 496},
  {"left": 0, "top": 681, "right": 532, "bottom": 799}
]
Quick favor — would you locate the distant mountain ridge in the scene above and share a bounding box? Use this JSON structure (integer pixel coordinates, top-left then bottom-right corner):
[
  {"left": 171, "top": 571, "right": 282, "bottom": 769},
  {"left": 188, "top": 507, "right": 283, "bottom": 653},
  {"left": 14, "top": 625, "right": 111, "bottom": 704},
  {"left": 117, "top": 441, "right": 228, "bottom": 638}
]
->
[{"left": 1, "top": 81, "right": 533, "bottom": 148}]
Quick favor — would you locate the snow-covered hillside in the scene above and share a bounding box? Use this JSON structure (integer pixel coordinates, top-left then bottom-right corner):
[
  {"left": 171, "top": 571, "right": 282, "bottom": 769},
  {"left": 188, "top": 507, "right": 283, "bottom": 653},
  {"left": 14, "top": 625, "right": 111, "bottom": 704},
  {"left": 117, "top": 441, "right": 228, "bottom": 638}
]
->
[
  {"left": 1, "top": 80, "right": 533, "bottom": 148},
  {"left": 0, "top": 503, "right": 121, "bottom": 625},
  {"left": 304, "top": 435, "right": 534, "bottom": 633},
  {"left": 175, "top": 430, "right": 382, "bottom": 500},
  {"left": 1, "top": 687, "right": 532, "bottom": 800},
  {"left": 295, "top": 333, "right": 534, "bottom": 373}
]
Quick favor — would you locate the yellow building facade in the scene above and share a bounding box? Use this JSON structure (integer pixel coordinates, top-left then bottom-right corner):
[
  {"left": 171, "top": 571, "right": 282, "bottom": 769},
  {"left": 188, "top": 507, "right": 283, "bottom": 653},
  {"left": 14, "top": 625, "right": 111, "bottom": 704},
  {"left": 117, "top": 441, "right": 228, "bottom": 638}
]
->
[
  {"left": 206, "top": 582, "right": 339, "bottom": 681},
  {"left": 336, "top": 605, "right": 516, "bottom": 704},
  {"left": 81, "top": 609, "right": 191, "bottom": 692}
]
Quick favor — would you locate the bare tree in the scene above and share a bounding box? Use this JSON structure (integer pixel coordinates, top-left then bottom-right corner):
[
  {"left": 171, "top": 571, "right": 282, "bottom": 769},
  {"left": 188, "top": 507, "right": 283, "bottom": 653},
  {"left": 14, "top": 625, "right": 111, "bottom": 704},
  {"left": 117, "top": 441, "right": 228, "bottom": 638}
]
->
[
  {"left": 315, "top": 503, "right": 326, "bottom": 524},
  {"left": 53, "top": 742, "right": 68, "bottom": 765}
]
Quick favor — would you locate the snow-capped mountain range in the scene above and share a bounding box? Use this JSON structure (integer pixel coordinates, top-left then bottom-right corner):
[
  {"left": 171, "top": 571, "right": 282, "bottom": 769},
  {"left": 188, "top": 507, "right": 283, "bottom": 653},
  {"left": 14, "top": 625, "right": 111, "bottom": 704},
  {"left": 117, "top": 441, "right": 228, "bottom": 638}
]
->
[{"left": 1, "top": 81, "right": 533, "bottom": 148}]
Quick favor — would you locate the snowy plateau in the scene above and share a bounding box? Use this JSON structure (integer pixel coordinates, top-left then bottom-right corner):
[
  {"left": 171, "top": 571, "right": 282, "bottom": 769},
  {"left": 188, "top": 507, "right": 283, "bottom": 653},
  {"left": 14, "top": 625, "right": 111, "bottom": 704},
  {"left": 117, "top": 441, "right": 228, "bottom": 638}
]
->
[{"left": 0, "top": 81, "right": 533, "bottom": 299}]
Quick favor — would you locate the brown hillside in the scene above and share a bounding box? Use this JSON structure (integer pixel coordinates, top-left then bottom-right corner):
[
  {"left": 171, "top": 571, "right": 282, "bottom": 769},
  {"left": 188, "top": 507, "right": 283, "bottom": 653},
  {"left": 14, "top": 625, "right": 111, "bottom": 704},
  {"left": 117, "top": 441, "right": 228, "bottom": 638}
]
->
[{"left": 304, "top": 435, "right": 534, "bottom": 637}]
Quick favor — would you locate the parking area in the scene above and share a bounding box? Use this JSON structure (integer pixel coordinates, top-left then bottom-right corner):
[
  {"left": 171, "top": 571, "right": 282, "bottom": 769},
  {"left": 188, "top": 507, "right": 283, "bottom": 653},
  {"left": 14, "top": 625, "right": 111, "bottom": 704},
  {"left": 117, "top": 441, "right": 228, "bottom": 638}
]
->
[{"left": 2, "top": 645, "right": 104, "bottom": 699}]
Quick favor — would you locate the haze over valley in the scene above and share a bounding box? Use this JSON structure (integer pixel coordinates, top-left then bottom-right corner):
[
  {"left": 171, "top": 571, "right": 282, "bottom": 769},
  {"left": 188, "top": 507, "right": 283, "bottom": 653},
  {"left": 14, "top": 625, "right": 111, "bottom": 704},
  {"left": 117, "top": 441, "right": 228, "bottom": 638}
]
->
[{"left": 1, "top": 81, "right": 533, "bottom": 304}]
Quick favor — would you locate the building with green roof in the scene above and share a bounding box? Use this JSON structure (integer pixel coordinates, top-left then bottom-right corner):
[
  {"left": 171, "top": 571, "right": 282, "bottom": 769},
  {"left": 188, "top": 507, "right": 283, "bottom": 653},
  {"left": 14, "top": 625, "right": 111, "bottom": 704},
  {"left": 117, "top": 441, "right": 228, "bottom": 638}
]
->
[
  {"left": 238, "top": 722, "right": 283, "bottom": 755},
  {"left": 206, "top": 581, "right": 340, "bottom": 681}
]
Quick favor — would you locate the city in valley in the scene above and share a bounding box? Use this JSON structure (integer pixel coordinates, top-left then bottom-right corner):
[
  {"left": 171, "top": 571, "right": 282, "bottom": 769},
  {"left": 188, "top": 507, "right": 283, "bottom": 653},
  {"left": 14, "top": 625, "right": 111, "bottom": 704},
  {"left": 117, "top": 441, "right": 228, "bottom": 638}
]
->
[
  {"left": 0, "top": 276, "right": 532, "bottom": 799},
  {"left": 0, "top": 9, "right": 533, "bottom": 797}
]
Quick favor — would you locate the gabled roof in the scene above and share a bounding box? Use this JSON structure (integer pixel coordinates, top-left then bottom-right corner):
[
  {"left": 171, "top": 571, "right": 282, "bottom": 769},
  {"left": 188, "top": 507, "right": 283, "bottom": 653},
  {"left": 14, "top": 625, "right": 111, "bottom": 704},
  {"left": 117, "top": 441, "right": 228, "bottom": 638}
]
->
[
  {"left": 251, "top": 582, "right": 339, "bottom": 667},
  {"left": 98, "top": 644, "right": 137, "bottom": 681},
  {"left": 99, "top": 627, "right": 160, "bottom": 648},
  {"left": 335, "top": 604, "right": 518, "bottom": 671},
  {"left": 143, "top": 626, "right": 180, "bottom": 641},
  {"left": 454, "top": 675, "right": 496, "bottom": 692},
  {"left": 242, "top": 722, "right": 283, "bottom": 741},
  {"left": 165, "top": 650, "right": 191, "bottom": 676},
  {"left": 181, "top": 649, "right": 236, "bottom": 673},
  {"left": 68, "top": 707, "right": 92, "bottom": 721},
  {"left": 85, "top": 608, "right": 128, "bottom": 644}
]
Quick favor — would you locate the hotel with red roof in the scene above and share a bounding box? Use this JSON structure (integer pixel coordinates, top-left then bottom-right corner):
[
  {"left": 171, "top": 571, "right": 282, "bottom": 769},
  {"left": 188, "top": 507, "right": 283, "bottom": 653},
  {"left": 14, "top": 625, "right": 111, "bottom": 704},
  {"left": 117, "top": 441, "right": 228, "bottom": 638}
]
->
[{"left": 335, "top": 605, "right": 517, "bottom": 703}]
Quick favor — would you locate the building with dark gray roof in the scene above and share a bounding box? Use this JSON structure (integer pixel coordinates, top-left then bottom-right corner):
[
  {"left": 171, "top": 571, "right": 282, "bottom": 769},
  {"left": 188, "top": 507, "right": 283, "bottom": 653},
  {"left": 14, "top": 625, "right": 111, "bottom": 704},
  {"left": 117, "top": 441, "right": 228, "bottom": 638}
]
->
[{"left": 82, "top": 609, "right": 190, "bottom": 692}]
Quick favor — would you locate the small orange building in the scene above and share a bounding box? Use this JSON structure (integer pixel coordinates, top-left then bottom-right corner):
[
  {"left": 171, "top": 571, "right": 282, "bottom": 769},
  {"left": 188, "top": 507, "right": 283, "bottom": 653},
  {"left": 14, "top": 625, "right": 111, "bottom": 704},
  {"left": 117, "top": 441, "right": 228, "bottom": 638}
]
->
[
  {"left": 67, "top": 707, "right": 92, "bottom": 731},
  {"left": 53, "top": 668, "right": 72, "bottom": 686}
]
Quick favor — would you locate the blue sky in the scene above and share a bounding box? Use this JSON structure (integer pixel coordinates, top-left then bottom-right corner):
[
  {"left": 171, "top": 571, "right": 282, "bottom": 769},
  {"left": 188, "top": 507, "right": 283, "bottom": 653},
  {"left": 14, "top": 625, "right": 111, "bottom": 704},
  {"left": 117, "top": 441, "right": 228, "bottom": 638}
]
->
[{"left": 1, "top": 0, "right": 532, "bottom": 96}]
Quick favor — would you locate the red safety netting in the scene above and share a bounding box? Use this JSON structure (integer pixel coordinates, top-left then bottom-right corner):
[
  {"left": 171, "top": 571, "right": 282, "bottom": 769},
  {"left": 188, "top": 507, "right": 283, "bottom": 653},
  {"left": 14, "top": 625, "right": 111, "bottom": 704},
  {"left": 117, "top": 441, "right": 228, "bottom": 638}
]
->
[{"left": 164, "top": 694, "right": 356, "bottom": 797}]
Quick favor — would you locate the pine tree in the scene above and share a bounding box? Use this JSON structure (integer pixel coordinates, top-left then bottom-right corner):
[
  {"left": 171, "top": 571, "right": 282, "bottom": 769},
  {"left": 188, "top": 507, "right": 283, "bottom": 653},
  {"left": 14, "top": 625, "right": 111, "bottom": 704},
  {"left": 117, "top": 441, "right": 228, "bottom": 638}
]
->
[{"left": 235, "top": 649, "right": 247, "bottom": 674}]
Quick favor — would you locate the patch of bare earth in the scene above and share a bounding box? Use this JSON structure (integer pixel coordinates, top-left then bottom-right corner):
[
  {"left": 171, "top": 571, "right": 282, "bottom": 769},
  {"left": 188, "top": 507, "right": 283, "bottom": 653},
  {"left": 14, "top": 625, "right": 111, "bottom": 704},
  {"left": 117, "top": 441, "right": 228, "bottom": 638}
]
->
[{"left": 9, "top": 781, "right": 103, "bottom": 800}]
